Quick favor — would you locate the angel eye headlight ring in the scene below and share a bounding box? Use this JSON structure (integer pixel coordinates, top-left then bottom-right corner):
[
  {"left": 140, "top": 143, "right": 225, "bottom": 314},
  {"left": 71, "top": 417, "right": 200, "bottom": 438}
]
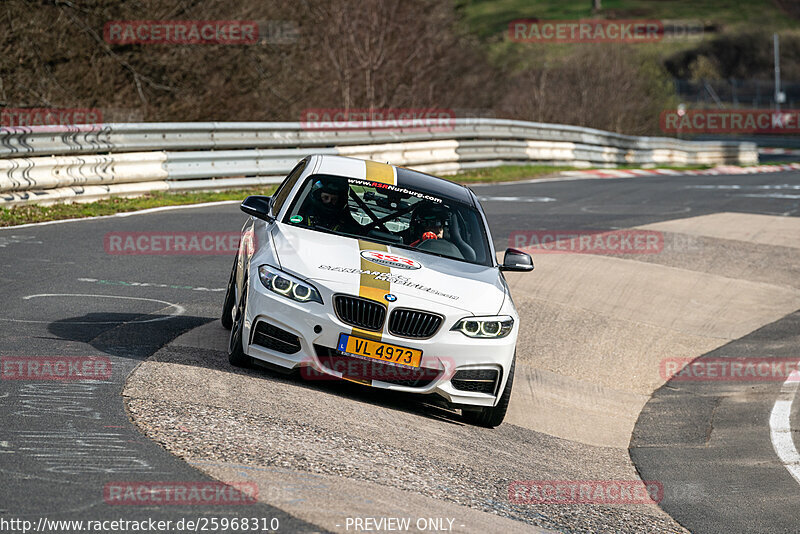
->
[
  {"left": 452, "top": 316, "right": 513, "bottom": 338},
  {"left": 258, "top": 265, "right": 322, "bottom": 304}
]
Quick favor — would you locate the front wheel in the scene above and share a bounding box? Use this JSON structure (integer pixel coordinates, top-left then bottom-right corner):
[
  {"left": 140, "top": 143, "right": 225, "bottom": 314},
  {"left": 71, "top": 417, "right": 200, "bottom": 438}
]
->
[
  {"left": 461, "top": 356, "right": 515, "bottom": 428},
  {"left": 228, "top": 276, "right": 251, "bottom": 368},
  {"left": 220, "top": 253, "right": 238, "bottom": 330}
]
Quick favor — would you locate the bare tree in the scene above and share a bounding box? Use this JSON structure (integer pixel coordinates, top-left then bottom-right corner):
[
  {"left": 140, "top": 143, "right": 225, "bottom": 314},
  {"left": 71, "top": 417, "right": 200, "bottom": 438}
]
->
[
  {"left": 1, "top": 0, "right": 683, "bottom": 135},
  {"left": 498, "top": 46, "right": 676, "bottom": 135},
  {"left": 302, "top": 0, "right": 498, "bottom": 113}
]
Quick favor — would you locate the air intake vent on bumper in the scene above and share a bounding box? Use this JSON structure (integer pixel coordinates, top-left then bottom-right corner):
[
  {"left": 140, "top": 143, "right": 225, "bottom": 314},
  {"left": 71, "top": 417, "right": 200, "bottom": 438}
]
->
[
  {"left": 451, "top": 368, "right": 500, "bottom": 395},
  {"left": 252, "top": 322, "right": 302, "bottom": 354}
]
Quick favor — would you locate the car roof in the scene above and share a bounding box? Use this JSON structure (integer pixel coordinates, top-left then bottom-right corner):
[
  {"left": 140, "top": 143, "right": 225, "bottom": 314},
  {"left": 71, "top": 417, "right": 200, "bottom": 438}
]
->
[{"left": 313, "top": 154, "right": 474, "bottom": 205}]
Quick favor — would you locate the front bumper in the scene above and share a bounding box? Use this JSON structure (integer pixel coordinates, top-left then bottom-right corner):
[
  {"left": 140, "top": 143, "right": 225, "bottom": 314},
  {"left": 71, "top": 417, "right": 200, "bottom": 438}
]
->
[{"left": 243, "top": 280, "right": 517, "bottom": 408}]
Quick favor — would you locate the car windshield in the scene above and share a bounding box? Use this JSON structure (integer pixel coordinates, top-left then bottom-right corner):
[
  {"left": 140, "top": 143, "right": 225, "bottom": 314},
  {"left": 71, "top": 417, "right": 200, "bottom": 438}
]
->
[{"left": 283, "top": 174, "right": 493, "bottom": 266}]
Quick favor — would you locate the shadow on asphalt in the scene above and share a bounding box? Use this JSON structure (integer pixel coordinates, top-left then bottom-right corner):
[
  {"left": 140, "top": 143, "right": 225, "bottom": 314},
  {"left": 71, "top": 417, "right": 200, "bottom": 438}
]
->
[{"left": 47, "top": 313, "right": 213, "bottom": 360}]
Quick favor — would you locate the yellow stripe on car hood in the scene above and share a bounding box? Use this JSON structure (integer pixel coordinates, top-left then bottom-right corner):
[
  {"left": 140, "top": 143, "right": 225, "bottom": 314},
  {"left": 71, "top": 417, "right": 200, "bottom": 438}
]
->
[{"left": 354, "top": 239, "right": 390, "bottom": 341}]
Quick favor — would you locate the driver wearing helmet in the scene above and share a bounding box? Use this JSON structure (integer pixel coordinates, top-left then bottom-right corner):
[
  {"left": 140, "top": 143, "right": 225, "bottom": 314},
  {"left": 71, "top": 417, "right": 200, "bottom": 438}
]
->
[
  {"left": 408, "top": 203, "right": 448, "bottom": 247},
  {"left": 304, "top": 177, "right": 358, "bottom": 232}
]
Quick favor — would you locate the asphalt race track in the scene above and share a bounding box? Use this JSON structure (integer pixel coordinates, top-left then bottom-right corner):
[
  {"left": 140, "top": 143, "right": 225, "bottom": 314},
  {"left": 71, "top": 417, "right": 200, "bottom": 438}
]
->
[{"left": 1, "top": 170, "right": 799, "bottom": 533}]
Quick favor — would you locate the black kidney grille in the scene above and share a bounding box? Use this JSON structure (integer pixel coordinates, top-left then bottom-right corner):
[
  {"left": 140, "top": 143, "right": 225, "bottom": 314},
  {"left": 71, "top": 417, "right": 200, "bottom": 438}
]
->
[
  {"left": 334, "top": 295, "right": 386, "bottom": 331},
  {"left": 388, "top": 309, "right": 443, "bottom": 338}
]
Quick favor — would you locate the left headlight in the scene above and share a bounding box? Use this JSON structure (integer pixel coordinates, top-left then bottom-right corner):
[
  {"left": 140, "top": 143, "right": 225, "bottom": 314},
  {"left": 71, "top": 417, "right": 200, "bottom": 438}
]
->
[
  {"left": 258, "top": 265, "right": 323, "bottom": 304},
  {"left": 452, "top": 316, "right": 514, "bottom": 338}
]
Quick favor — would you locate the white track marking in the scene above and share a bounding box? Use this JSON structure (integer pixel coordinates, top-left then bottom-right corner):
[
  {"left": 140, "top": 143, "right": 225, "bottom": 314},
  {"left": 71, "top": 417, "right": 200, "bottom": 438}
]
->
[
  {"left": 77, "top": 277, "right": 225, "bottom": 292},
  {"left": 477, "top": 196, "right": 556, "bottom": 202},
  {"left": 579, "top": 205, "right": 691, "bottom": 215},
  {"left": 685, "top": 184, "right": 800, "bottom": 193},
  {"left": 475, "top": 174, "right": 637, "bottom": 186},
  {"left": 742, "top": 194, "right": 800, "bottom": 199},
  {"left": 0, "top": 294, "right": 185, "bottom": 324},
  {"left": 0, "top": 200, "right": 240, "bottom": 231},
  {"left": 770, "top": 370, "right": 800, "bottom": 485},
  {"left": 685, "top": 185, "right": 743, "bottom": 190},
  {"left": 0, "top": 235, "right": 43, "bottom": 247}
]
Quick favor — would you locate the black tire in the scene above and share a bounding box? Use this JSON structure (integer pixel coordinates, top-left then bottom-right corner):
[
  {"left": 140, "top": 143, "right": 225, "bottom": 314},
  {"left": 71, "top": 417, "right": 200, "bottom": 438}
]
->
[
  {"left": 462, "top": 356, "right": 515, "bottom": 428},
  {"left": 220, "top": 254, "right": 238, "bottom": 330},
  {"left": 228, "top": 276, "right": 251, "bottom": 368}
]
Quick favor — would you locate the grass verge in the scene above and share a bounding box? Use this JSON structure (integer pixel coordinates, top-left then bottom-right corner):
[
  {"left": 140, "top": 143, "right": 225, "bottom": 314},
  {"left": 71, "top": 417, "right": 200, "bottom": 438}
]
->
[
  {"left": 0, "top": 187, "right": 277, "bottom": 227},
  {"left": 448, "top": 163, "right": 712, "bottom": 183},
  {"left": 448, "top": 164, "right": 578, "bottom": 183}
]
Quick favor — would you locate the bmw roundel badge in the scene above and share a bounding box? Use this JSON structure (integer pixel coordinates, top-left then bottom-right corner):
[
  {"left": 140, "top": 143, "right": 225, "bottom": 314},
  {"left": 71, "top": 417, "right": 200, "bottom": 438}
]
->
[{"left": 384, "top": 294, "right": 397, "bottom": 302}]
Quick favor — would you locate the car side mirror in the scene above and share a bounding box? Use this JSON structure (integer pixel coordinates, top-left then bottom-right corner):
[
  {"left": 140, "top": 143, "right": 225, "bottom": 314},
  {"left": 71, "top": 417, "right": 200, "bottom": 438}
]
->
[
  {"left": 241, "top": 196, "right": 274, "bottom": 222},
  {"left": 500, "top": 248, "right": 534, "bottom": 272}
]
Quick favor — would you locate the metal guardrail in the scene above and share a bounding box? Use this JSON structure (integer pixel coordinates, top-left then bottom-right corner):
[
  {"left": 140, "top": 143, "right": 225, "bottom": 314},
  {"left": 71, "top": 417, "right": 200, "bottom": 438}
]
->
[{"left": 0, "top": 119, "right": 758, "bottom": 206}]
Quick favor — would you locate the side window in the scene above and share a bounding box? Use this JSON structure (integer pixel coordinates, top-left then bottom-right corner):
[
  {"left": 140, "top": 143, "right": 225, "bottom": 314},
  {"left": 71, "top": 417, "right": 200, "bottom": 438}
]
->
[{"left": 271, "top": 159, "right": 307, "bottom": 215}]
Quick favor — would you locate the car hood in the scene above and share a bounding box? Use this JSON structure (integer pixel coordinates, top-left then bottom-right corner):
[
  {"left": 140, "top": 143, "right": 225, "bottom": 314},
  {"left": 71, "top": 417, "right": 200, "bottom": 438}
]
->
[{"left": 270, "top": 224, "right": 505, "bottom": 315}]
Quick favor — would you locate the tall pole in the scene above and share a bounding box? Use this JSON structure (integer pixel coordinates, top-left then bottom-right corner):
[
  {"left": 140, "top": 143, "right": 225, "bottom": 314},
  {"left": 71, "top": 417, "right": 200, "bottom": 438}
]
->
[{"left": 774, "top": 33, "right": 781, "bottom": 113}]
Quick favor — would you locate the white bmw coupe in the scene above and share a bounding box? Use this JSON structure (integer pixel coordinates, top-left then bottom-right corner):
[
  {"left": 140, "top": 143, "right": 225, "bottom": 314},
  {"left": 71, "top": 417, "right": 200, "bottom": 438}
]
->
[{"left": 222, "top": 155, "right": 533, "bottom": 427}]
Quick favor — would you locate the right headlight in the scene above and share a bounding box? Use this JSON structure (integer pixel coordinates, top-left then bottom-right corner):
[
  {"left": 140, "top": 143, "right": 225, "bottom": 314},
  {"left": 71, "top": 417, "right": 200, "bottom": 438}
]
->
[
  {"left": 258, "top": 265, "right": 323, "bottom": 304},
  {"left": 452, "top": 316, "right": 514, "bottom": 338}
]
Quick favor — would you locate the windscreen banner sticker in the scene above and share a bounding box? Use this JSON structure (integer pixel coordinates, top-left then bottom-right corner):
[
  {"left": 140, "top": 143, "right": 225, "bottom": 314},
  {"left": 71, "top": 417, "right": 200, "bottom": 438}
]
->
[
  {"left": 319, "top": 265, "right": 458, "bottom": 300},
  {"left": 360, "top": 250, "right": 421, "bottom": 270},
  {"left": 347, "top": 178, "right": 443, "bottom": 203}
]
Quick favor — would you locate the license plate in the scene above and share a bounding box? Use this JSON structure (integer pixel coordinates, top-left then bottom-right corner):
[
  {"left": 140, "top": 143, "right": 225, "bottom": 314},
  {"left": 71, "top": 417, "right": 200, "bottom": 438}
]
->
[{"left": 337, "top": 333, "right": 422, "bottom": 368}]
